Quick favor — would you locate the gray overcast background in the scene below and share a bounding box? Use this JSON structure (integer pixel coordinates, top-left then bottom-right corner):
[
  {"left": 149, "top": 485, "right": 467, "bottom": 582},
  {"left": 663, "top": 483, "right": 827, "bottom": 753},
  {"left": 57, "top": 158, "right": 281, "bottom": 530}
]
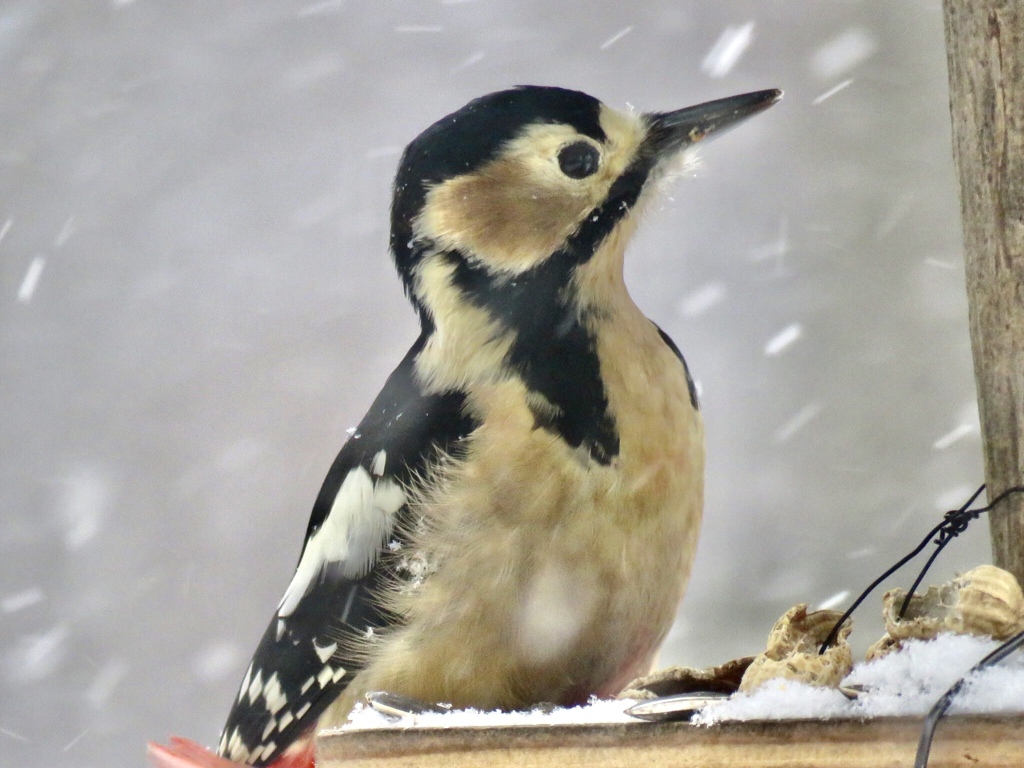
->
[{"left": 0, "top": 2, "right": 990, "bottom": 766}]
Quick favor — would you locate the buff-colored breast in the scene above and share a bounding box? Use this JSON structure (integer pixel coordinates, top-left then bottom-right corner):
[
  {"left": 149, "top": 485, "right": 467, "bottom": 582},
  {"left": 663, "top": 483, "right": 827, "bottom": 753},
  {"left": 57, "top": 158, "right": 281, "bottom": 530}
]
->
[{"left": 322, "top": 299, "right": 704, "bottom": 721}]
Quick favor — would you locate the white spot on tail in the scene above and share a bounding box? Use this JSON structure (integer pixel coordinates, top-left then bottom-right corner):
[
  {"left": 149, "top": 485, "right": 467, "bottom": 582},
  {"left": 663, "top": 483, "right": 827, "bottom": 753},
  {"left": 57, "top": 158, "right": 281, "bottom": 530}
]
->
[
  {"left": 371, "top": 450, "right": 386, "bottom": 476},
  {"left": 296, "top": 702, "right": 312, "bottom": 720}
]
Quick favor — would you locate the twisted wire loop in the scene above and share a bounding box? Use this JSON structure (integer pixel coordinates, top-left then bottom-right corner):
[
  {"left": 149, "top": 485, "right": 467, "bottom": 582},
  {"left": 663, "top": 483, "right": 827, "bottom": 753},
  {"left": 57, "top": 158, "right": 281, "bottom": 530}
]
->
[
  {"left": 805, "top": 484, "right": 1024, "bottom": 768},
  {"left": 818, "top": 484, "right": 1024, "bottom": 654},
  {"left": 897, "top": 485, "right": 991, "bottom": 619}
]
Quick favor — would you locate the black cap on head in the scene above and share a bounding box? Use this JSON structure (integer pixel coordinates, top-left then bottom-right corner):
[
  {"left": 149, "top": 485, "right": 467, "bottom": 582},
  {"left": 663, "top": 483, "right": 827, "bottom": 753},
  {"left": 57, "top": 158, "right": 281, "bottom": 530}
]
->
[{"left": 390, "top": 86, "right": 606, "bottom": 284}]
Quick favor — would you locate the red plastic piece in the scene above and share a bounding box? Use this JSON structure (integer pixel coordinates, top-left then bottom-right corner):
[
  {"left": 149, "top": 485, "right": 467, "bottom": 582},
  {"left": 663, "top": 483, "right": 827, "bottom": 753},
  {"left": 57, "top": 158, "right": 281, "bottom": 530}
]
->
[{"left": 147, "top": 737, "right": 315, "bottom": 768}]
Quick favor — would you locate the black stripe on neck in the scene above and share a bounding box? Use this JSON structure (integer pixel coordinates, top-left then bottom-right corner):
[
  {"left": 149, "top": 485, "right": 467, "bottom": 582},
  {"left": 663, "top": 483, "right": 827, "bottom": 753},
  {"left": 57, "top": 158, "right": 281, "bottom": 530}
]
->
[
  {"left": 445, "top": 250, "right": 618, "bottom": 464},
  {"left": 412, "top": 155, "right": 655, "bottom": 463}
]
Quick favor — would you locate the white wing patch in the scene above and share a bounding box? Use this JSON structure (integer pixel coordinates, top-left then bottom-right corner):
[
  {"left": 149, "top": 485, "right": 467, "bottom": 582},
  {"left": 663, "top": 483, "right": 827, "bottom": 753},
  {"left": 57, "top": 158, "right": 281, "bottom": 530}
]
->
[{"left": 277, "top": 465, "right": 406, "bottom": 618}]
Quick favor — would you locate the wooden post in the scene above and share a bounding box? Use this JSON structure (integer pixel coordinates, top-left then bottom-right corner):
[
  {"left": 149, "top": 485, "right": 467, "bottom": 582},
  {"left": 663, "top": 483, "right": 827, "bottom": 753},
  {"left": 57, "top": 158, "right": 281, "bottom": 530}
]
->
[{"left": 942, "top": 0, "right": 1024, "bottom": 584}]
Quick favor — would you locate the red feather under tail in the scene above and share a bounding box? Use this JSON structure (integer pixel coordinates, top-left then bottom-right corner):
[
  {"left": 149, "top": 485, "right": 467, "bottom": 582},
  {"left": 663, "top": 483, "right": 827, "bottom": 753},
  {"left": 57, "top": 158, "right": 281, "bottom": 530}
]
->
[{"left": 147, "top": 736, "right": 315, "bottom": 768}]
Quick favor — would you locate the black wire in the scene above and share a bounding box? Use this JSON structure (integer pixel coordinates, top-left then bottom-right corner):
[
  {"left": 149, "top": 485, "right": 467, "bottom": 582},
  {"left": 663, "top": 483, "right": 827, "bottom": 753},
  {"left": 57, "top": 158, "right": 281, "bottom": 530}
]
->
[
  {"left": 910, "top": 483, "right": 1024, "bottom": 768},
  {"left": 899, "top": 544, "right": 949, "bottom": 617},
  {"left": 819, "top": 484, "right": 991, "bottom": 654},
  {"left": 898, "top": 484, "right": 990, "bottom": 618},
  {"left": 905, "top": 483, "right": 1024, "bottom": 619},
  {"left": 915, "top": 629, "right": 1024, "bottom": 768},
  {"left": 807, "top": 482, "right": 1024, "bottom": 767},
  {"left": 817, "top": 537, "right": 939, "bottom": 653},
  {"left": 817, "top": 484, "right": 984, "bottom": 653}
]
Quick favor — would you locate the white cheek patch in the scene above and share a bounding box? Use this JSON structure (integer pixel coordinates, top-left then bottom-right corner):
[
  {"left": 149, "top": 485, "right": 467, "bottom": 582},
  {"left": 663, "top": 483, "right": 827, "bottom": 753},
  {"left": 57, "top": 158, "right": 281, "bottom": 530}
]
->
[{"left": 277, "top": 465, "right": 407, "bottom": 618}]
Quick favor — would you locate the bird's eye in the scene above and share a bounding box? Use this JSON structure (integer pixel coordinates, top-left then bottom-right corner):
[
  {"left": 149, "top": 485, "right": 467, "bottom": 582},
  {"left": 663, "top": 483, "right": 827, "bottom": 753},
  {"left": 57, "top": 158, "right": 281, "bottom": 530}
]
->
[{"left": 557, "top": 141, "right": 600, "bottom": 179}]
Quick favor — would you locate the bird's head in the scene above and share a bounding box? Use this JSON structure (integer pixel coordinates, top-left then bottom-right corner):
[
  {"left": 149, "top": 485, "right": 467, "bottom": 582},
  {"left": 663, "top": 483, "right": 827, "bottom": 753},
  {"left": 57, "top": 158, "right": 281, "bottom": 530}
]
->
[{"left": 389, "top": 85, "right": 780, "bottom": 351}]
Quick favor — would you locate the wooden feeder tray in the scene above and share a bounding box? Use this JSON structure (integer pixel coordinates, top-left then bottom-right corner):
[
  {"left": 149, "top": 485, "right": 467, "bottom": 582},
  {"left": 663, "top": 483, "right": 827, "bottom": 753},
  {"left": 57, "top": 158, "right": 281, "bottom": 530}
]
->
[{"left": 318, "top": 714, "right": 1024, "bottom": 767}]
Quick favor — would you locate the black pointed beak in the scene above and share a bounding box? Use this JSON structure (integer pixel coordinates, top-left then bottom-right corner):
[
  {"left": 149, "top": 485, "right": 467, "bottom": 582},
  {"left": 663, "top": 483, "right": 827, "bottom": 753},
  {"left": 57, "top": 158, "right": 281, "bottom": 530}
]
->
[{"left": 643, "top": 89, "right": 782, "bottom": 158}]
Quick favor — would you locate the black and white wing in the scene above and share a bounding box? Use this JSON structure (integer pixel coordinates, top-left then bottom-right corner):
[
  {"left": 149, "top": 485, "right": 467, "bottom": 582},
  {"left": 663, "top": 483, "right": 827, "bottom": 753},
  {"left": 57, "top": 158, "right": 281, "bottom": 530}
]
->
[{"left": 217, "top": 334, "right": 475, "bottom": 766}]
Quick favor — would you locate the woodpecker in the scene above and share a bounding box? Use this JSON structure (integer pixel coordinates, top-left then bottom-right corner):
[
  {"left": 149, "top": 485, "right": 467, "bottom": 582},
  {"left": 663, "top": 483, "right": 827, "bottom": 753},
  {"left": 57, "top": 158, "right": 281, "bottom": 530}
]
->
[{"left": 149, "top": 85, "right": 780, "bottom": 768}]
